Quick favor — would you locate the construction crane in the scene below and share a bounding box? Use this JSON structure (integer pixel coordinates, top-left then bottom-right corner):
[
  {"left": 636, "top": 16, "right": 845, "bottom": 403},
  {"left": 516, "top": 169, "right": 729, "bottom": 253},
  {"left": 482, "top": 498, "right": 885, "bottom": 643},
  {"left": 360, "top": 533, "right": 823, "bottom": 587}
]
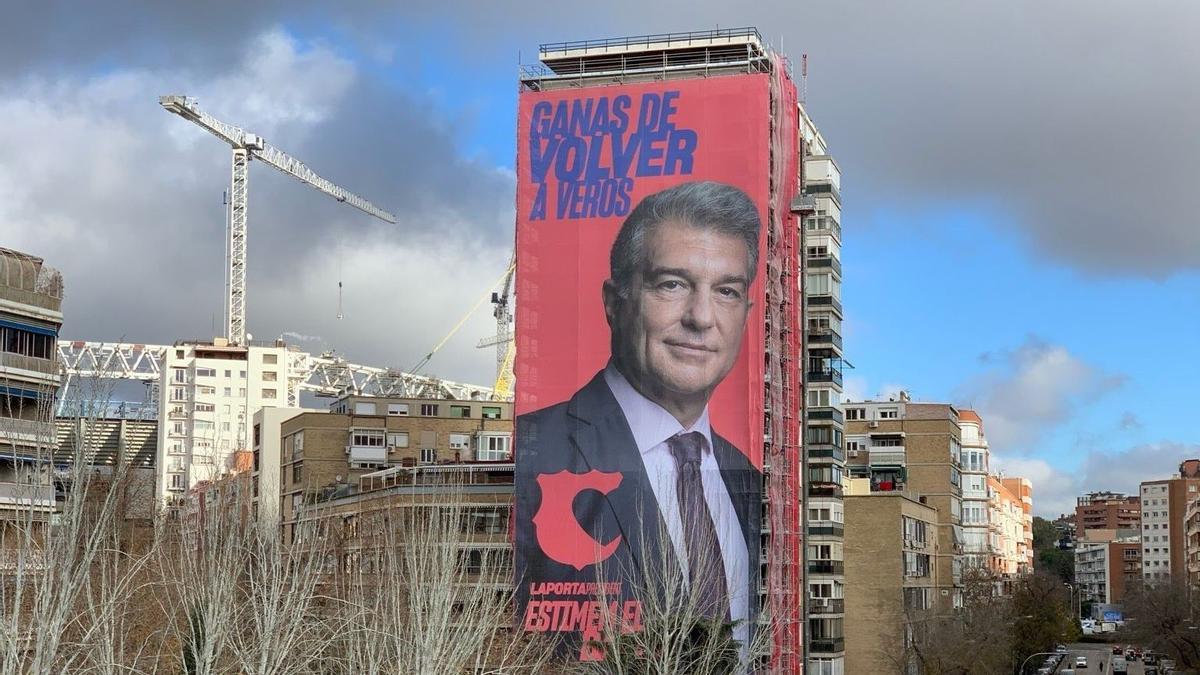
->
[
  {"left": 159, "top": 95, "right": 396, "bottom": 346},
  {"left": 476, "top": 252, "right": 515, "bottom": 399}
]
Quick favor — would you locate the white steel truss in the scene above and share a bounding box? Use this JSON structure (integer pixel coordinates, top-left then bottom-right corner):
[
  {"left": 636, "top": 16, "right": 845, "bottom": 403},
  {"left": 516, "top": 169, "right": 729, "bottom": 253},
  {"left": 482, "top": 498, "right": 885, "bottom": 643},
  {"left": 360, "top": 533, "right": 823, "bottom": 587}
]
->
[{"left": 56, "top": 342, "right": 499, "bottom": 414}]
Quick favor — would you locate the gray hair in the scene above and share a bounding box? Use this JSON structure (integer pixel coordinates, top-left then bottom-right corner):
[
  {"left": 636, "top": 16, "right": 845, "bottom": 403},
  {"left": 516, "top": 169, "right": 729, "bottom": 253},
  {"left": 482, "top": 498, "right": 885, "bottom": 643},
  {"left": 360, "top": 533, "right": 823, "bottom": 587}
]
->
[{"left": 609, "top": 181, "right": 761, "bottom": 295}]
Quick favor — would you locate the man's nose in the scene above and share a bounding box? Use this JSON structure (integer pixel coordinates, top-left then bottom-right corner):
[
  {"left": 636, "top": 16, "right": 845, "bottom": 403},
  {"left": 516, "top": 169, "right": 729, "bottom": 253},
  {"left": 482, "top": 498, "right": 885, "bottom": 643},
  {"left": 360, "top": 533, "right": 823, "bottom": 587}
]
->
[{"left": 681, "top": 289, "right": 717, "bottom": 331}]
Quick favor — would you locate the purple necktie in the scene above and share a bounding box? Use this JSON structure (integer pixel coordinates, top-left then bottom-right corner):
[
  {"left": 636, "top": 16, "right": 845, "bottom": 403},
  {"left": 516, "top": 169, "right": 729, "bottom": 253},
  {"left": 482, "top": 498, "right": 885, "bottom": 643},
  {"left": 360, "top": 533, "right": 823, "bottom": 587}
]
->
[{"left": 667, "top": 431, "right": 730, "bottom": 620}]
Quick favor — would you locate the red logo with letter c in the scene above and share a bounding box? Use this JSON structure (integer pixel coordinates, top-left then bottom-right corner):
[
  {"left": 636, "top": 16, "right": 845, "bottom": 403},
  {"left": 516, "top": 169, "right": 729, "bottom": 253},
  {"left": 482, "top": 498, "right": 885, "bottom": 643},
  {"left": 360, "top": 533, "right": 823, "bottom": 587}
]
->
[{"left": 532, "top": 470, "right": 623, "bottom": 571}]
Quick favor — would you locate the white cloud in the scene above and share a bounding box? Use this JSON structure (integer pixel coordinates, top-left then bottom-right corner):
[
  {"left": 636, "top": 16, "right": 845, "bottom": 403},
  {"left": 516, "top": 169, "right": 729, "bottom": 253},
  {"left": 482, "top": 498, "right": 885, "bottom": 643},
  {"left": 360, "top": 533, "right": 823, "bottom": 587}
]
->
[
  {"left": 990, "top": 454, "right": 1077, "bottom": 519},
  {"left": 956, "top": 337, "right": 1124, "bottom": 453}
]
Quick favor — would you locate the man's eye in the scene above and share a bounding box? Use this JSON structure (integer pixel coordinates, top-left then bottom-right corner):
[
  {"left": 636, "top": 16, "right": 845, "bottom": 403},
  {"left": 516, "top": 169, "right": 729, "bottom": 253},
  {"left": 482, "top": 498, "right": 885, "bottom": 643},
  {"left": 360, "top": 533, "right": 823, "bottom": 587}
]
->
[
  {"left": 657, "top": 280, "right": 684, "bottom": 291},
  {"left": 717, "top": 287, "right": 743, "bottom": 299}
]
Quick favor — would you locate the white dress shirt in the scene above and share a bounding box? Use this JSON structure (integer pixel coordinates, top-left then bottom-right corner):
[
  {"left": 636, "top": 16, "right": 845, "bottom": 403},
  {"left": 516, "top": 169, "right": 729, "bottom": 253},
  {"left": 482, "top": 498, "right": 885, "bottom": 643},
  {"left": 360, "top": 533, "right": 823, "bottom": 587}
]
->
[{"left": 604, "top": 364, "right": 750, "bottom": 645}]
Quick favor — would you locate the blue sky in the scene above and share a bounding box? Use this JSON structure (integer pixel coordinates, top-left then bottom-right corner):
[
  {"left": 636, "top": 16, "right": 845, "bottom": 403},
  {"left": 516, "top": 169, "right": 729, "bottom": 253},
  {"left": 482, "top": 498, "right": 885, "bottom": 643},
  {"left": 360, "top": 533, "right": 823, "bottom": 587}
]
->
[{"left": 3, "top": 3, "right": 1198, "bottom": 517}]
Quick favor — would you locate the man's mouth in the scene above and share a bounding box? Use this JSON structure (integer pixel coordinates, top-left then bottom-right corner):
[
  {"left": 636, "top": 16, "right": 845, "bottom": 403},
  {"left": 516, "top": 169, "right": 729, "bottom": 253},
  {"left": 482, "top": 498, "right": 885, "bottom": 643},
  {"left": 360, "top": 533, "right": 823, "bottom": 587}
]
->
[{"left": 663, "top": 340, "right": 715, "bottom": 353}]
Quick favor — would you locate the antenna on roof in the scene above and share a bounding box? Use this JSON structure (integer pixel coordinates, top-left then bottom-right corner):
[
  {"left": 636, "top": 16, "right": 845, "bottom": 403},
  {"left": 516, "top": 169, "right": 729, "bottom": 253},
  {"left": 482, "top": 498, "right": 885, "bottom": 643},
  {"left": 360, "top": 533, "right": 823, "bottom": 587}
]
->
[{"left": 801, "top": 53, "right": 808, "bottom": 105}]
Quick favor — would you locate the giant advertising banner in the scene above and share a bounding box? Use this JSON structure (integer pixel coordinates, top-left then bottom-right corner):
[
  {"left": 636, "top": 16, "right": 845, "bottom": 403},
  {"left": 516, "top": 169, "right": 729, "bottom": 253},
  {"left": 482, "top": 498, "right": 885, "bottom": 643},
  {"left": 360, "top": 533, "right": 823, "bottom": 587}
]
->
[{"left": 514, "top": 74, "right": 771, "bottom": 660}]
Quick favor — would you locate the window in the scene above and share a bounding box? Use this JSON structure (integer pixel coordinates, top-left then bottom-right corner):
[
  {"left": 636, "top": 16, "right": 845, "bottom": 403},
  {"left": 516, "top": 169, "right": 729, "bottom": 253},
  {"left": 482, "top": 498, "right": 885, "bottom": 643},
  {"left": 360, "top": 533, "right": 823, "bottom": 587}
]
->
[
  {"left": 168, "top": 442, "right": 184, "bottom": 455},
  {"left": 171, "top": 387, "right": 187, "bottom": 401},
  {"left": 239, "top": 370, "right": 247, "bottom": 378},
  {"left": 196, "top": 368, "right": 216, "bottom": 377},
  {"left": 262, "top": 353, "right": 278, "bottom": 365},
  {"left": 387, "top": 432, "right": 409, "bottom": 448},
  {"left": 194, "top": 420, "right": 214, "bottom": 432},
  {"left": 351, "top": 430, "right": 386, "bottom": 447},
  {"left": 354, "top": 402, "right": 378, "bottom": 415},
  {"left": 292, "top": 432, "right": 304, "bottom": 460},
  {"left": 292, "top": 463, "right": 303, "bottom": 483},
  {"left": 420, "top": 404, "right": 439, "bottom": 417},
  {"left": 238, "top": 388, "right": 246, "bottom": 397},
  {"left": 388, "top": 403, "right": 409, "bottom": 416},
  {"left": 450, "top": 405, "right": 471, "bottom": 418},
  {"left": 449, "top": 433, "right": 470, "bottom": 450},
  {"left": 845, "top": 407, "right": 865, "bottom": 421},
  {"left": 222, "top": 421, "right": 230, "bottom": 432},
  {"left": 878, "top": 408, "right": 898, "bottom": 419},
  {"left": 262, "top": 371, "right": 277, "bottom": 382},
  {"left": 195, "top": 403, "right": 214, "bottom": 412},
  {"left": 223, "top": 387, "right": 232, "bottom": 397},
  {"left": 224, "top": 370, "right": 232, "bottom": 378},
  {"left": 482, "top": 406, "right": 502, "bottom": 420},
  {"left": 420, "top": 448, "right": 437, "bottom": 464},
  {"left": 172, "top": 422, "right": 184, "bottom": 435},
  {"left": 197, "top": 386, "right": 215, "bottom": 395},
  {"left": 262, "top": 389, "right": 277, "bottom": 399},
  {"left": 173, "top": 368, "right": 186, "bottom": 383},
  {"left": 478, "top": 435, "right": 511, "bottom": 460},
  {"left": 903, "top": 551, "right": 931, "bottom": 577},
  {"left": 169, "top": 473, "right": 186, "bottom": 490}
]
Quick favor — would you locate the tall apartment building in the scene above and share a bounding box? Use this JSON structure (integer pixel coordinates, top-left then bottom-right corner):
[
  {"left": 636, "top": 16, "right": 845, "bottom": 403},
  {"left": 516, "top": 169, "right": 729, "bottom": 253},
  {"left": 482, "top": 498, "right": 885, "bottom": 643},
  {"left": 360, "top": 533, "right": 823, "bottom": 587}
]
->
[
  {"left": 845, "top": 396, "right": 964, "bottom": 608},
  {"left": 958, "top": 410, "right": 990, "bottom": 570},
  {"left": 278, "top": 397, "right": 512, "bottom": 544},
  {"left": 1075, "top": 491, "right": 1141, "bottom": 539},
  {"left": 1001, "top": 476, "right": 1034, "bottom": 572},
  {"left": 988, "top": 476, "right": 1028, "bottom": 576},
  {"left": 842, "top": 489, "right": 938, "bottom": 675},
  {"left": 251, "top": 406, "right": 306, "bottom": 526},
  {"left": 156, "top": 339, "right": 294, "bottom": 501},
  {"left": 1075, "top": 533, "right": 1141, "bottom": 607},
  {"left": 1140, "top": 466, "right": 1200, "bottom": 582},
  {"left": 799, "top": 103, "right": 847, "bottom": 675},
  {"left": 0, "top": 247, "right": 63, "bottom": 551},
  {"left": 1185, "top": 495, "right": 1200, "bottom": 586}
]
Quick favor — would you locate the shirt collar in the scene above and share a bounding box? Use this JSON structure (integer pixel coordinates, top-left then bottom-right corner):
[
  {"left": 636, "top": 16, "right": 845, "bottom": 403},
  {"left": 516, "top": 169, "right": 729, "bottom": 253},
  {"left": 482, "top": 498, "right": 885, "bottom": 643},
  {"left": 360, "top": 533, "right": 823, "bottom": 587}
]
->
[{"left": 604, "top": 362, "right": 713, "bottom": 456}]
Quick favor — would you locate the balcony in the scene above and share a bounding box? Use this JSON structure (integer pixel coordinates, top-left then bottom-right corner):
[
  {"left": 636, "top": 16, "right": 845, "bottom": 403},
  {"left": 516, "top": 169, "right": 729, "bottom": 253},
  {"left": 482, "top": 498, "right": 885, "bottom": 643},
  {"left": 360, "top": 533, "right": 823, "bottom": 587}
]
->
[
  {"left": 0, "top": 416, "right": 54, "bottom": 445},
  {"left": 871, "top": 480, "right": 905, "bottom": 493},
  {"left": 807, "top": 329, "right": 843, "bottom": 350},
  {"left": 808, "top": 598, "right": 845, "bottom": 615},
  {"left": 807, "top": 294, "right": 843, "bottom": 314},
  {"left": 809, "top": 524, "right": 844, "bottom": 537},
  {"left": 805, "top": 215, "right": 842, "bottom": 241},
  {"left": 346, "top": 445, "right": 387, "bottom": 464},
  {"left": 807, "top": 407, "right": 845, "bottom": 424},
  {"left": 808, "top": 483, "right": 843, "bottom": 498},
  {"left": 869, "top": 447, "right": 906, "bottom": 467},
  {"left": 808, "top": 560, "right": 844, "bottom": 575},
  {"left": 0, "top": 352, "right": 59, "bottom": 380},
  {"left": 0, "top": 481, "right": 56, "bottom": 513},
  {"left": 807, "top": 369, "right": 843, "bottom": 386},
  {"left": 806, "top": 255, "right": 842, "bottom": 277},
  {"left": 807, "top": 446, "right": 846, "bottom": 462},
  {"left": 809, "top": 637, "right": 845, "bottom": 654}
]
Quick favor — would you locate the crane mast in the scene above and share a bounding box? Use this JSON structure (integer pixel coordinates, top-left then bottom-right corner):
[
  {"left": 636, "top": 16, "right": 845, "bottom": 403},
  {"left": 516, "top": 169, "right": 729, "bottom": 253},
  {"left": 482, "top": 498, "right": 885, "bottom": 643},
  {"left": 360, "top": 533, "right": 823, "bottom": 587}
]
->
[{"left": 159, "top": 95, "right": 396, "bottom": 345}]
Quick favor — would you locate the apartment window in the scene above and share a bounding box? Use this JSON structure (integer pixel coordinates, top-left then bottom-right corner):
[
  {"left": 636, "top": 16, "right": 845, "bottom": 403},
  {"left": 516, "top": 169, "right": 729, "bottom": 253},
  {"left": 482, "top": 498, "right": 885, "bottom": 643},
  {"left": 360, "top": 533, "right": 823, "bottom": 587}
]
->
[
  {"left": 238, "top": 388, "right": 246, "bottom": 397},
  {"left": 224, "top": 370, "right": 232, "bottom": 378},
  {"left": 169, "top": 473, "right": 186, "bottom": 490},
  {"left": 449, "top": 433, "right": 470, "bottom": 450},
  {"left": 354, "top": 402, "right": 378, "bottom": 415},
  {"left": 420, "top": 448, "right": 437, "bottom": 464},
  {"left": 195, "top": 403, "right": 214, "bottom": 412},
  {"left": 197, "top": 386, "right": 215, "bottom": 395},
  {"left": 845, "top": 407, "right": 865, "bottom": 421},
  {"left": 254, "top": 424, "right": 261, "bottom": 447},
  {"left": 263, "top": 353, "right": 278, "bottom": 365},
  {"left": 222, "top": 421, "right": 230, "bottom": 432},
  {"left": 262, "top": 389, "right": 277, "bottom": 399},
  {"left": 904, "top": 551, "right": 931, "bottom": 577},
  {"left": 172, "top": 422, "right": 184, "bottom": 435},
  {"left": 878, "top": 408, "right": 898, "bottom": 419},
  {"left": 239, "top": 370, "right": 247, "bottom": 378},
  {"left": 478, "top": 435, "right": 511, "bottom": 460},
  {"left": 292, "top": 432, "right": 304, "bottom": 460},
  {"left": 171, "top": 387, "right": 187, "bottom": 401},
  {"left": 223, "top": 387, "right": 232, "bottom": 397},
  {"left": 387, "top": 403, "right": 409, "bottom": 416},
  {"left": 196, "top": 368, "right": 216, "bottom": 377},
  {"left": 292, "top": 463, "right": 303, "bottom": 484},
  {"left": 262, "top": 371, "right": 277, "bottom": 382},
  {"left": 482, "top": 406, "right": 502, "bottom": 420},
  {"left": 809, "top": 507, "right": 832, "bottom": 521},
  {"left": 173, "top": 368, "right": 186, "bottom": 383},
  {"left": 168, "top": 442, "right": 184, "bottom": 455},
  {"left": 351, "top": 430, "right": 386, "bottom": 447},
  {"left": 450, "top": 405, "right": 471, "bottom": 419},
  {"left": 387, "top": 432, "right": 409, "bottom": 449},
  {"left": 175, "top": 349, "right": 185, "bottom": 358},
  {"left": 194, "top": 420, "right": 214, "bottom": 432},
  {"left": 420, "top": 404, "right": 439, "bottom": 417}
]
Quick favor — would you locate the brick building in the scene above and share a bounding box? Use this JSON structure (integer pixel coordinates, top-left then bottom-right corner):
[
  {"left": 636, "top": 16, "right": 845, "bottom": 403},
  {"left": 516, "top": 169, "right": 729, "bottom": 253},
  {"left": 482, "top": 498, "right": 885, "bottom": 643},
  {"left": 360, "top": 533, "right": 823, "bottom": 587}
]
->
[{"left": 1074, "top": 491, "right": 1141, "bottom": 540}]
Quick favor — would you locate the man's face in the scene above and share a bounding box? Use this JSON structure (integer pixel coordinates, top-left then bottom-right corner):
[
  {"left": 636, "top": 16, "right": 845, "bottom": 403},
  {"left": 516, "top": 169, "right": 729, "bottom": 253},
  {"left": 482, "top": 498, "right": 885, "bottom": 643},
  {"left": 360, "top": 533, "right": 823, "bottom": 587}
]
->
[{"left": 604, "top": 219, "right": 753, "bottom": 408}]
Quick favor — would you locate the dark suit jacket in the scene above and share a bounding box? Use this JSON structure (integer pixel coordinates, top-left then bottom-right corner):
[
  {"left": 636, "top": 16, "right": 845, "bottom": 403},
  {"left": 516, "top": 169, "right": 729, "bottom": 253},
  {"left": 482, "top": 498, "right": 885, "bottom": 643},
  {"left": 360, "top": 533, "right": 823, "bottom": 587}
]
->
[{"left": 515, "top": 370, "right": 762, "bottom": 640}]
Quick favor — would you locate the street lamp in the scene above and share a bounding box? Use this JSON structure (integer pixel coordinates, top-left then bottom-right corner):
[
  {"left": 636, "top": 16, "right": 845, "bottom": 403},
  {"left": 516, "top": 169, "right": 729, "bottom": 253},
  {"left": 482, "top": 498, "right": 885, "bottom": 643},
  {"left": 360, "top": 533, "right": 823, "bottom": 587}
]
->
[{"left": 1064, "top": 582, "right": 1079, "bottom": 620}]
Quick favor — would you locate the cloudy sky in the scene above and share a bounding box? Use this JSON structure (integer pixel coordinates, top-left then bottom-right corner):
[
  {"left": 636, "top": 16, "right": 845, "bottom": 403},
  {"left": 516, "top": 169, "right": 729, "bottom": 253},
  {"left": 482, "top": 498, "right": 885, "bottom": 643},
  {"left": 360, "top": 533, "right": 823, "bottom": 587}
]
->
[{"left": 3, "top": 2, "right": 1198, "bottom": 516}]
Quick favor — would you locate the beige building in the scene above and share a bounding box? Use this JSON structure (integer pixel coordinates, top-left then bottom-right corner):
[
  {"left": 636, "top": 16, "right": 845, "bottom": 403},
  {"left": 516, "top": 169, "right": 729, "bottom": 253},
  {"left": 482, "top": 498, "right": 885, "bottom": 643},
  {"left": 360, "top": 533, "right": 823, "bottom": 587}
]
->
[
  {"left": 279, "top": 396, "right": 512, "bottom": 543},
  {"left": 1140, "top": 466, "right": 1200, "bottom": 582},
  {"left": 843, "top": 489, "right": 938, "bottom": 675},
  {"left": 250, "top": 407, "right": 306, "bottom": 526},
  {"left": 987, "top": 476, "right": 1026, "bottom": 576},
  {"left": 1000, "top": 476, "right": 1034, "bottom": 573},
  {"left": 1185, "top": 494, "right": 1200, "bottom": 586},
  {"left": 845, "top": 395, "right": 964, "bottom": 608},
  {"left": 0, "top": 247, "right": 63, "bottom": 557},
  {"left": 958, "top": 410, "right": 990, "bottom": 570}
]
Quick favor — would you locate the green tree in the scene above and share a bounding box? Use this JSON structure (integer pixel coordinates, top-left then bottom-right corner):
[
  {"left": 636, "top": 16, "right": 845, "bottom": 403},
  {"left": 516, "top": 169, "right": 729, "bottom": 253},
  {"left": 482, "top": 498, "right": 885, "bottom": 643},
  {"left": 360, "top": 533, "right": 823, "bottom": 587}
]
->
[
  {"left": 1032, "top": 517, "right": 1059, "bottom": 551},
  {"left": 1010, "top": 572, "right": 1079, "bottom": 669}
]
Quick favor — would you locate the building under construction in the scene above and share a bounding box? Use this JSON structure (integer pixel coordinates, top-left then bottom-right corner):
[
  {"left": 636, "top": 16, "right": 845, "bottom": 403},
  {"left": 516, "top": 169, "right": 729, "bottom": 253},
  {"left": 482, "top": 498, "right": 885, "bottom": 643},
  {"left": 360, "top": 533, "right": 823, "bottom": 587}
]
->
[{"left": 514, "top": 29, "right": 835, "bottom": 674}]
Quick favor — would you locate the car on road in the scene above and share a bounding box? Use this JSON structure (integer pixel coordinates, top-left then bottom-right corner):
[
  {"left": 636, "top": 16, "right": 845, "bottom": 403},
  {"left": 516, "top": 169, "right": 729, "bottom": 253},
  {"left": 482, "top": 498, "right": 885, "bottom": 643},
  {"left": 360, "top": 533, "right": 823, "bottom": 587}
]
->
[
  {"left": 1144, "top": 652, "right": 1160, "bottom": 665},
  {"left": 1112, "top": 644, "right": 1124, "bottom": 654},
  {"left": 1055, "top": 644, "right": 1068, "bottom": 654},
  {"left": 1112, "top": 655, "right": 1128, "bottom": 675},
  {"left": 1075, "top": 655, "right": 1088, "bottom": 668}
]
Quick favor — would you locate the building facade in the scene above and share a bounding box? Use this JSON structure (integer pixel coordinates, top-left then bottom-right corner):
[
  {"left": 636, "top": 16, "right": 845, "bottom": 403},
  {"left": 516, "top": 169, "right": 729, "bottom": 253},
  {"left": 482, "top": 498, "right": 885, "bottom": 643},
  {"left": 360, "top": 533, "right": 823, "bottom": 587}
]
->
[
  {"left": 278, "top": 397, "right": 512, "bottom": 544},
  {"left": 1000, "top": 476, "right": 1034, "bottom": 573},
  {"left": 1075, "top": 491, "right": 1141, "bottom": 540},
  {"left": 1185, "top": 494, "right": 1200, "bottom": 587},
  {"left": 250, "top": 406, "right": 306, "bottom": 526},
  {"left": 799, "top": 103, "right": 847, "bottom": 675},
  {"left": 987, "top": 476, "right": 1028, "bottom": 576},
  {"left": 958, "top": 410, "right": 990, "bottom": 570},
  {"left": 0, "top": 247, "right": 63, "bottom": 553},
  {"left": 1140, "top": 471, "right": 1200, "bottom": 582},
  {"left": 845, "top": 397, "right": 964, "bottom": 609},
  {"left": 1075, "top": 535, "right": 1141, "bottom": 606},
  {"left": 843, "top": 490, "right": 938, "bottom": 675},
  {"left": 156, "top": 339, "right": 297, "bottom": 500}
]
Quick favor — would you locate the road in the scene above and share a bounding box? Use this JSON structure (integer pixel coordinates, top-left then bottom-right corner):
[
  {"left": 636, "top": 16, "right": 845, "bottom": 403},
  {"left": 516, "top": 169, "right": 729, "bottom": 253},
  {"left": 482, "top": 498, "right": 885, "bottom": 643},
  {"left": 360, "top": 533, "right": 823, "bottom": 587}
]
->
[{"left": 1054, "top": 643, "right": 1157, "bottom": 674}]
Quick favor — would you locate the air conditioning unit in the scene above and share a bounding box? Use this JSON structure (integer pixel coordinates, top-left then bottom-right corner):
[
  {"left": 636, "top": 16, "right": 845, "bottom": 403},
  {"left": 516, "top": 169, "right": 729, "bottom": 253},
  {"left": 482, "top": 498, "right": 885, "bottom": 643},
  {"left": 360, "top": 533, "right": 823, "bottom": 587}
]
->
[{"left": 869, "top": 421, "right": 880, "bottom": 429}]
